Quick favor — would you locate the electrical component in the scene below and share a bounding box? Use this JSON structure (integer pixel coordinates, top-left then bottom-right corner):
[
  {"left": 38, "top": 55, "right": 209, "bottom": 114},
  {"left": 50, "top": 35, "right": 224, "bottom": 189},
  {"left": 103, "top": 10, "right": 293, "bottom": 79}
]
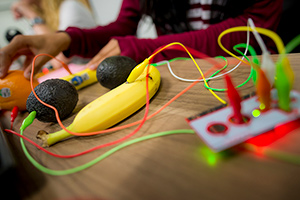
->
[
  {"left": 248, "top": 18, "right": 276, "bottom": 86},
  {"left": 10, "top": 106, "right": 19, "bottom": 129},
  {"left": 187, "top": 90, "right": 300, "bottom": 152},
  {"left": 256, "top": 68, "right": 271, "bottom": 111},
  {"left": 224, "top": 74, "right": 244, "bottom": 124}
]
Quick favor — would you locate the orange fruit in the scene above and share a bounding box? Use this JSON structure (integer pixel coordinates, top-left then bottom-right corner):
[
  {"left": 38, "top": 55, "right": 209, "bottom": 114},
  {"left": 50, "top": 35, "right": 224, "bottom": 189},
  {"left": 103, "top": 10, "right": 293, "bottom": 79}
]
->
[{"left": 0, "top": 70, "right": 39, "bottom": 111}]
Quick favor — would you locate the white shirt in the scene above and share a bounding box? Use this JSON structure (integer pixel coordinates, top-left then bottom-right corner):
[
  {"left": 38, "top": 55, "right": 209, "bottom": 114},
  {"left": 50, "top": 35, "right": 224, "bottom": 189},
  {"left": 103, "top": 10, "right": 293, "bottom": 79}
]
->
[
  {"left": 58, "top": 0, "right": 97, "bottom": 31},
  {"left": 58, "top": 0, "right": 97, "bottom": 64}
]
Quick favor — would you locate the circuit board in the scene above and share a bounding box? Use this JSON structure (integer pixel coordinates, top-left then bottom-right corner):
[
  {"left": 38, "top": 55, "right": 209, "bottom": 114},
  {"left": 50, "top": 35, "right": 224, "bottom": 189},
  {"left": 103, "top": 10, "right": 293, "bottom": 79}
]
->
[{"left": 187, "top": 90, "right": 300, "bottom": 152}]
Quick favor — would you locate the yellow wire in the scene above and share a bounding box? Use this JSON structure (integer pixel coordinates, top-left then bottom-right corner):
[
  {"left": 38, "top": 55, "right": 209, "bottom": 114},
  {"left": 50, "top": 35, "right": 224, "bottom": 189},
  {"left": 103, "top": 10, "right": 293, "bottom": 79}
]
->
[
  {"left": 149, "top": 42, "right": 227, "bottom": 104},
  {"left": 218, "top": 26, "right": 285, "bottom": 65},
  {"left": 218, "top": 26, "right": 294, "bottom": 89}
]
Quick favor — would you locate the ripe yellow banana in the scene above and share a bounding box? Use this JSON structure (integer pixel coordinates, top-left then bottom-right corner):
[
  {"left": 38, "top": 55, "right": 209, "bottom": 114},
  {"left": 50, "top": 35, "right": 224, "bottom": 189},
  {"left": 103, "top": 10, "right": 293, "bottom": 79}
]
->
[{"left": 37, "top": 65, "right": 161, "bottom": 147}]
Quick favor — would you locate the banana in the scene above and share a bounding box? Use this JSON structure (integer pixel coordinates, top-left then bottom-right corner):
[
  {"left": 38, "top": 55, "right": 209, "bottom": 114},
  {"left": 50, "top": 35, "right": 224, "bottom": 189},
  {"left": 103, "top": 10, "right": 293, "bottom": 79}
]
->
[{"left": 37, "top": 65, "right": 161, "bottom": 147}]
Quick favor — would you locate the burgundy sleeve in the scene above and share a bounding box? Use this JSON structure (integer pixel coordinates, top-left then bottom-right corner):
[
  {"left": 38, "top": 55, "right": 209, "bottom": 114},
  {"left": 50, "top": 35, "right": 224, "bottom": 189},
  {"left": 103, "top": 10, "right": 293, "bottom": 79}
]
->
[
  {"left": 115, "top": 0, "right": 283, "bottom": 63},
  {"left": 63, "top": 0, "right": 141, "bottom": 58}
]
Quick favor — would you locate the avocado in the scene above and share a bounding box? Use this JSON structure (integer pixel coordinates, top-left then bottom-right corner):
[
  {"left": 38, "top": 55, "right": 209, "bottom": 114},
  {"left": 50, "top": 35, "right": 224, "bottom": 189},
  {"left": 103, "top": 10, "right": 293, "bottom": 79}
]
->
[
  {"left": 96, "top": 56, "right": 137, "bottom": 89},
  {"left": 26, "top": 79, "right": 78, "bottom": 123}
]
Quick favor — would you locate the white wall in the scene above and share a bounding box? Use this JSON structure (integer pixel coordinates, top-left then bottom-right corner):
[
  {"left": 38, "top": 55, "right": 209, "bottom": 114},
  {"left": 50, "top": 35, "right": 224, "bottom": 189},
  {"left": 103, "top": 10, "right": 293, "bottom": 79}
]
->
[
  {"left": 89, "top": 0, "right": 122, "bottom": 25},
  {"left": 0, "top": 0, "right": 157, "bottom": 48},
  {"left": 0, "top": 9, "right": 30, "bottom": 48},
  {"left": 0, "top": 0, "right": 15, "bottom": 11}
]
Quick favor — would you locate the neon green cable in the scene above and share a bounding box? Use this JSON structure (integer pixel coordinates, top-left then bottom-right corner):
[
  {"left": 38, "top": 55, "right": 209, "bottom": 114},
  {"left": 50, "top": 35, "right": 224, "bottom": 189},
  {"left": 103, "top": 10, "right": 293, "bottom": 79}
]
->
[
  {"left": 20, "top": 129, "right": 195, "bottom": 176},
  {"left": 20, "top": 126, "right": 300, "bottom": 175},
  {"left": 275, "top": 34, "right": 300, "bottom": 88},
  {"left": 203, "top": 56, "right": 229, "bottom": 92},
  {"left": 204, "top": 44, "right": 255, "bottom": 91},
  {"left": 151, "top": 57, "right": 191, "bottom": 67},
  {"left": 281, "top": 34, "right": 300, "bottom": 57},
  {"left": 233, "top": 43, "right": 257, "bottom": 83},
  {"left": 209, "top": 56, "right": 228, "bottom": 78},
  {"left": 234, "top": 43, "right": 259, "bottom": 65}
]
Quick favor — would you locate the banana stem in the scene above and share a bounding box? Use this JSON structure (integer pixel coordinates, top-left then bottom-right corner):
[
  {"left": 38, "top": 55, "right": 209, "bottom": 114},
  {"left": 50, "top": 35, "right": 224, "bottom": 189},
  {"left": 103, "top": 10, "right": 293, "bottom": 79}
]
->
[{"left": 37, "top": 124, "right": 74, "bottom": 147}]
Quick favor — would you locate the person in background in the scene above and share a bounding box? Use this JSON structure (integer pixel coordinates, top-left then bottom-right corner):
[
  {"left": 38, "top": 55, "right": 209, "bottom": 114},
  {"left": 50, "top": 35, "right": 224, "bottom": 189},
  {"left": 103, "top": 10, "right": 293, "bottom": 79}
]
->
[
  {"left": 10, "top": 0, "right": 96, "bottom": 69},
  {"left": 0, "top": 0, "right": 283, "bottom": 79}
]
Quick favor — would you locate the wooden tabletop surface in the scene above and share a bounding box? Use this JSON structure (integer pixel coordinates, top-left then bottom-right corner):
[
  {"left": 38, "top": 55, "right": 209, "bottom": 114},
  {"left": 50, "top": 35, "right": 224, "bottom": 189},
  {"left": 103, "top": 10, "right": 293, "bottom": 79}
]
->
[{"left": 2, "top": 53, "right": 300, "bottom": 200}]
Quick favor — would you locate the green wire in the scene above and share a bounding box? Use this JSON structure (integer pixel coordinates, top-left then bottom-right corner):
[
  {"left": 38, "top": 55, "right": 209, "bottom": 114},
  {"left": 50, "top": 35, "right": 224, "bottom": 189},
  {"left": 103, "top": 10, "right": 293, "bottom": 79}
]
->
[
  {"left": 234, "top": 43, "right": 259, "bottom": 85},
  {"left": 150, "top": 57, "right": 191, "bottom": 67},
  {"left": 20, "top": 129, "right": 195, "bottom": 176},
  {"left": 208, "top": 56, "right": 229, "bottom": 78},
  {"left": 234, "top": 43, "right": 260, "bottom": 65},
  {"left": 204, "top": 44, "right": 257, "bottom": 92},
  {"left": 203, "top": 56, "right": 229, "bottom": 92},
  {"left": 285, "top": 34, "right": 300, "bottom": 54}
]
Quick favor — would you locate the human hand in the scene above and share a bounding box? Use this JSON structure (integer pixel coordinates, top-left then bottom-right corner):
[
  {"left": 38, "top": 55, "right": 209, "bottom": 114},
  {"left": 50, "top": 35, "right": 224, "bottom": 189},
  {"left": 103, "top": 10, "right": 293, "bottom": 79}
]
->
[
  {"left": 0, "top": 32, "right": 71, "bottom": 79},
  {"left": 11, "top": 1, "right": 39, "bottom": 20},
  {"left": 86, "top": 39, "right": 121, "bottom": 70}
]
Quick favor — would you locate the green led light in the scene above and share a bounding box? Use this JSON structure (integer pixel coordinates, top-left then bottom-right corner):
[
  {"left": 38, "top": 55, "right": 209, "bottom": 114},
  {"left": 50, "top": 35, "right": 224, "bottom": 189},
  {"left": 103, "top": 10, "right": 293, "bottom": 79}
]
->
[
  {"left": 252, "top": 109, "right": 261, "bottom": 117},
  {"left": 259, "top": 103, "right": 266, "bottom": 110},
  {"left": 199, "top": 146, "right": 218, "bottom": 166},
  {"left": 207, "top": 155, "right": 217, "bottom": 166}
]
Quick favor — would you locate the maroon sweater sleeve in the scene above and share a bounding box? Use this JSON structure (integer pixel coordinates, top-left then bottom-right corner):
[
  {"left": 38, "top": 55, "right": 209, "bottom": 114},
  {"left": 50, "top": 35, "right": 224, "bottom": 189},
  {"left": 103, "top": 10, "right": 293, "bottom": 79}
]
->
[
  {"left": 115, "top": 0, "right": 283, "bottom": 63},
  {"left": 63, "top": 0, "right": 141, "bottom": 58}
]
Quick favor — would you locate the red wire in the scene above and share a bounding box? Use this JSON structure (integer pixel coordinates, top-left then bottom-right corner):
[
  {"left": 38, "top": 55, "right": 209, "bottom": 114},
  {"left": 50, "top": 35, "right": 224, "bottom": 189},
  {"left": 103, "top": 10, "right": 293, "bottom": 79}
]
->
[
  {"left": 30, "top": 54, "right": 155, "bottom": 137},
  {"left": 10, "top": 106, "right": 19, "bottom": 130},
  {"left": 30, "top": 43, "right": 226, "bottom": 137},
  {"left": 4, "top": 86, "right": 149, "bottom": 159},
  {"left": 7, "top": 44, "right": 225, "bottom": 159},
  {"left": 149, "top": 43, "right": 224, "bottom": 69},
  {"left": 5, "top": 64, "right": 151, "bottom": 159},
  {"left": 5, "top": 129, "right": 74, "bottom": 158}
]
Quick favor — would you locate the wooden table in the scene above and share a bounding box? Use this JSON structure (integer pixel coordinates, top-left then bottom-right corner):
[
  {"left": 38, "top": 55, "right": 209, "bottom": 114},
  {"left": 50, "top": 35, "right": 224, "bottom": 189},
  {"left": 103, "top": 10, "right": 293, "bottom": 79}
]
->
[{"left": 2, "top": 53, "right": 300, "bottom": 200}]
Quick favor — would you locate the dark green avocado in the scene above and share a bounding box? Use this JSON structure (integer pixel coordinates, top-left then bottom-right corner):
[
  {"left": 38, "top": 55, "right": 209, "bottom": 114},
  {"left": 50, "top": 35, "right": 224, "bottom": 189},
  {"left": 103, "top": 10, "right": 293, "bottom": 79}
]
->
[
  {"left": 96, "top": 56, "right": 137, "bottom": 89},
  {"left": 26, "top": 79, "right": 78, "bottom": 122}
]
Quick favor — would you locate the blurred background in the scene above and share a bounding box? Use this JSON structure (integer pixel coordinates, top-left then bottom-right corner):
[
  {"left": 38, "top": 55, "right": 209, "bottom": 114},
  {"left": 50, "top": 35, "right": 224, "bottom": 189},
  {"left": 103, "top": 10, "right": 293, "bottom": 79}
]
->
[
  {"left": 0, "top": 0, "right": 299, "bottom": 52},
  {"left": 0, "top": 0, "right": 157, "bottom": 48}
]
